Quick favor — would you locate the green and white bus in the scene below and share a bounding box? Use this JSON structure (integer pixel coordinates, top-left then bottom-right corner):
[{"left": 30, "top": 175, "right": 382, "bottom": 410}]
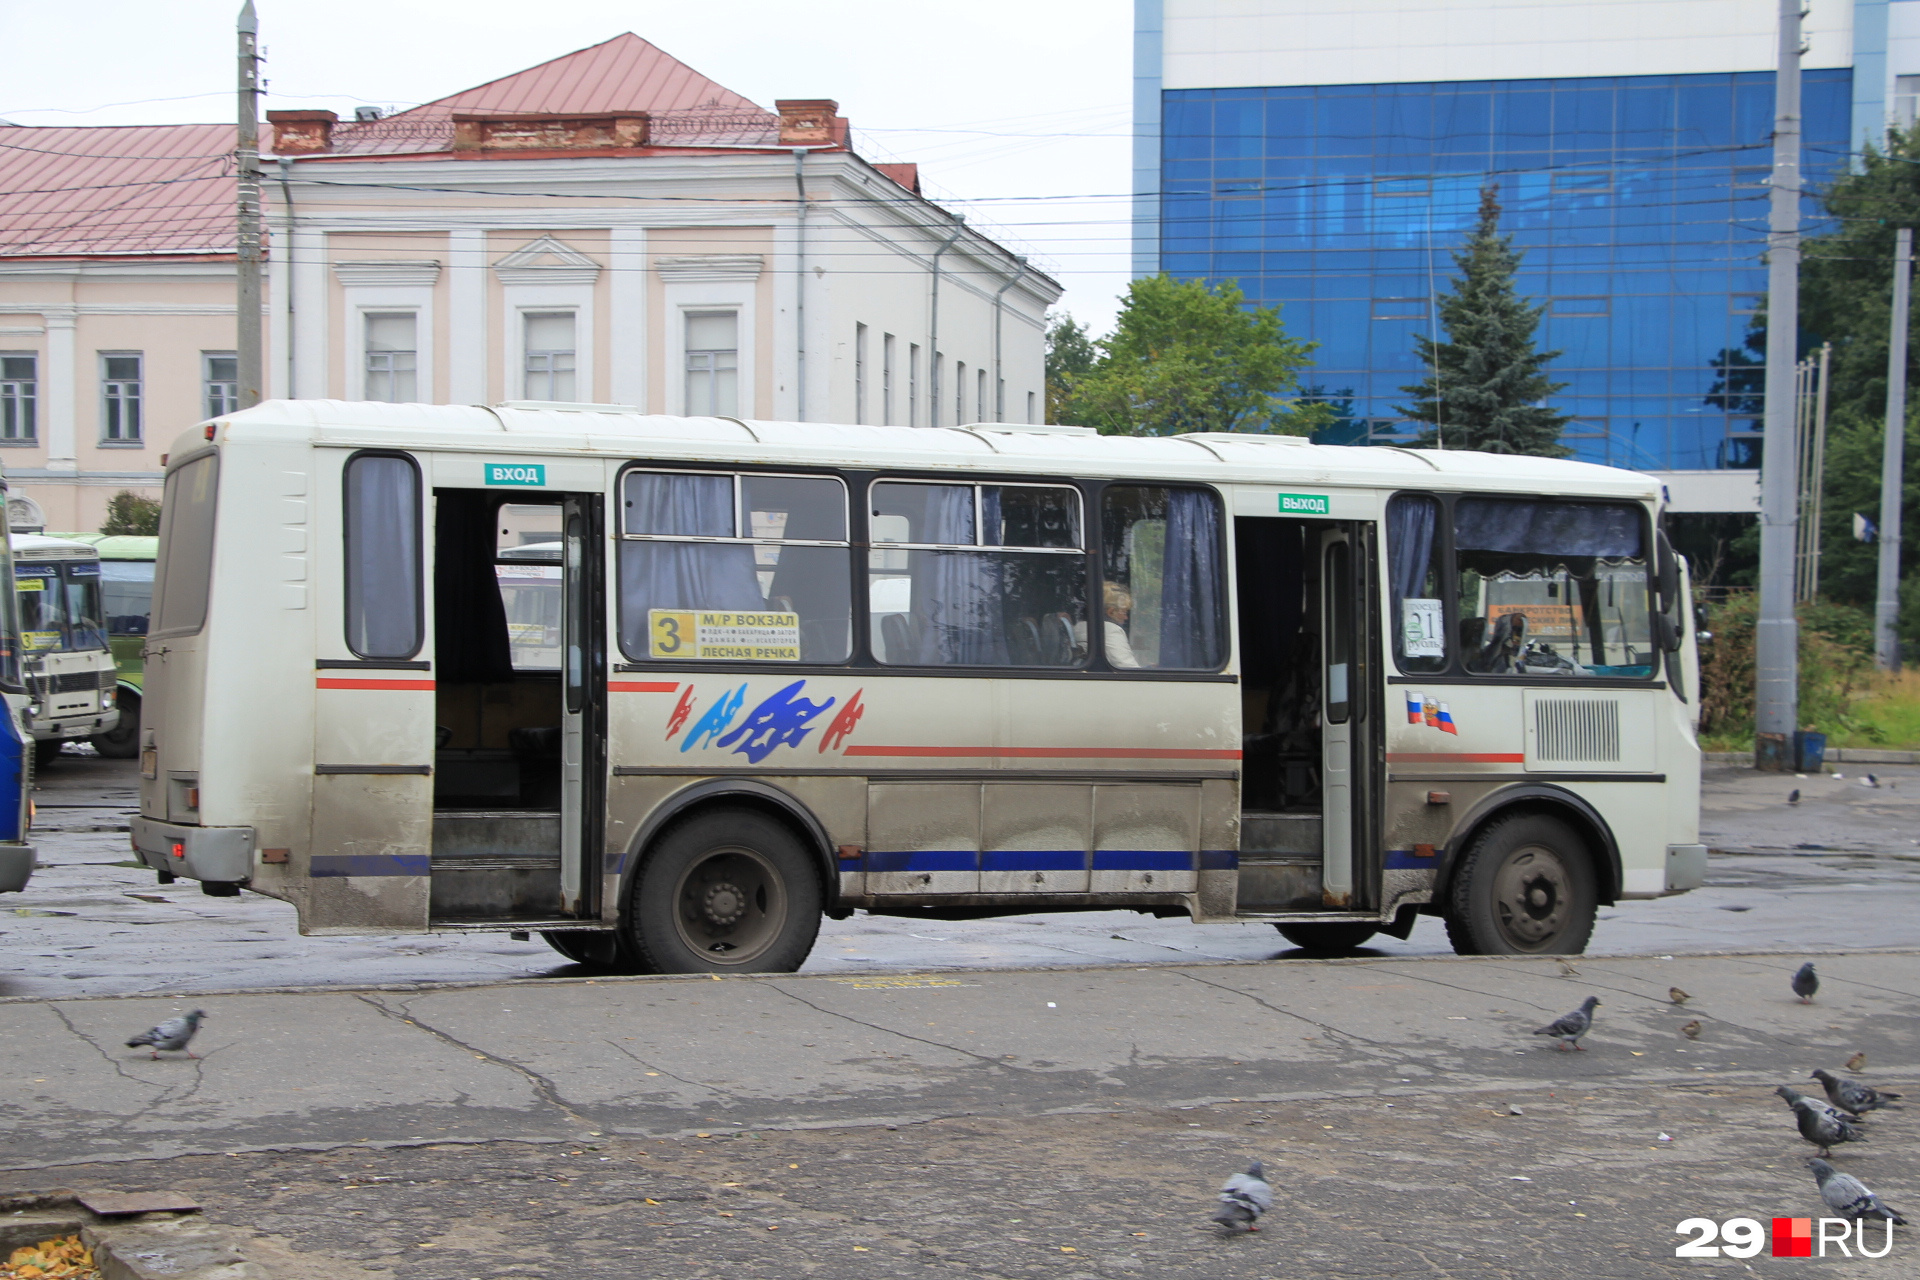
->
[{"left": 46, "top": 533, "right": 155, "bottom": 759}]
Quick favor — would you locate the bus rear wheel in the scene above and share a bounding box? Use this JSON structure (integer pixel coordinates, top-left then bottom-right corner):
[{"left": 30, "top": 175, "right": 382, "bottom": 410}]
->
[
  {"left": 623, "top": 808, "right": 822, "bottom": 974},
  {"left": 91, "top": 691, "right": 139, "bottom": 759},
  {"left": 1444, "top": 812, "right": 1597, "bottom": 956},
  {"left": 1273, "top": 922, "right": 1378, "bottom": 953}
]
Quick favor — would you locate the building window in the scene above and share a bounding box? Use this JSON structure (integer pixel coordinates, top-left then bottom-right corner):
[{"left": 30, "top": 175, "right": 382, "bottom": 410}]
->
[
  {"left": 1027, "top": 390, "right": 1036, "bottom": 424},
  {"left": 100, "top": 353, "right": 142, "bottom": 443},
  {"left": 977, "top": 367, "right": 988, "bottom": 423},
  {"left": 203, "top": 352, "right": 238, "bottom": 420},
  {"left": 0, "top": 354, "right": 36, "bottom": 442},
  {"left": 523, "top": 312, "right": 576, "bottom": 401},
  {"left": 909, "top": 343, "right": 920, "bottom": 427},
  {"left": 1900, "top": 75, "right": 1920, "bottom": 129},
  {"left": 363, "top": 313, "right": 418, "bottom": 403},
  {"left": 955, "top": 359, "right": 966, "bottom": 425},
  {"left": 854, "top": 323, "right": 868, "bottom": 424},
  {"left": 882, "top": 333, "right": 895, "bottom": 425},
  {"left": 684, "top": 311, "right": 739, "bottom": 416}
]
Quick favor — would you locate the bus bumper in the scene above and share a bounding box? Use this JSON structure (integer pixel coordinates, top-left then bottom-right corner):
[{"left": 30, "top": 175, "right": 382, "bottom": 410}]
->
[
  {"left": 0, "top": 843, "right": 36, "bottom": 892},
  {"left": 1665, "top": 843, "right": 1709, "bottom": 893},
  {"left": 131, "top": 818, "right": 254, "bottom": 884}
]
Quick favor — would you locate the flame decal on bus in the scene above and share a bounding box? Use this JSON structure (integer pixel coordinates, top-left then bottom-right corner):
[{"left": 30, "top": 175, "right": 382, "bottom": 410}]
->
[{"left": 666, "top": 680, "right": 855, "bottom": 761}]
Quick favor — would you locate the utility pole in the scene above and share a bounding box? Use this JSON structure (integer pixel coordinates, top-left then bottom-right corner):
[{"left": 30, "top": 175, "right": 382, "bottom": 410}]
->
[
  {"left": 1755, "top": 0, "right": 1802, "bottom": 768},
  {"left": 235, "top": 1, "right": 264, "bottom": 410},
  {"left": 1877, "top": 226, "right": 1912, "bottom": 669}
]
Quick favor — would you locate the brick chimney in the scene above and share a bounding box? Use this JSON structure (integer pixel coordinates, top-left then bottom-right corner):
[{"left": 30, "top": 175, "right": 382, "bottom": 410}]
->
[
  {"left": 776, "top": 100, "right": 840, "bottom": 146},
  {"left": 267, "top": 110, "right": 337, "bottom": 155},
  {"left": 450, "top": 112, "right": 650, "bottom": 153}
]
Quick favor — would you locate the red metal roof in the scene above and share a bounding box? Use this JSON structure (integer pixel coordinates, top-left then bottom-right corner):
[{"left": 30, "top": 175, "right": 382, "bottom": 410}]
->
[
  {"left": 329, "top": 34, "right": 778, "bottom": 156},
  {"left": 0, "top": 124, "right": 236, "bottom": 259}
]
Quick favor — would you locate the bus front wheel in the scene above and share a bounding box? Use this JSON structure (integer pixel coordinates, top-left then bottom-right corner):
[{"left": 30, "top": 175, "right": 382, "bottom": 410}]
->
[
  {"left": 91, "top": 691, "right": 139, "bottom": 759},
  {"left": 623, "top": 808, "right": 822, "bottom": 974},
  {"left": 1273, "top": 922, "right": 1378, "bottom": 953},
  {"left": 1444, "top": 812, "right": 1598, "bottom": 956},
  {"left": 32, "top": 739, "right": 62, "bottom": 770}
]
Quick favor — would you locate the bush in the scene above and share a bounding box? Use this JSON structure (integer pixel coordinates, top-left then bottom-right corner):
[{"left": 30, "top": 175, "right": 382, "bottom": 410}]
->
[
  {"left": 1698, "top": 592, "right": 1877, "bottom": 745},
  {"left": 100, "top": 490, "right": 160, "bottom": 536}
]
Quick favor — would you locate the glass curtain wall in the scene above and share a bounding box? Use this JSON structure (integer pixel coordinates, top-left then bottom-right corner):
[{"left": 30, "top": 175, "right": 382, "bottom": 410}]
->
[{"left": 1159, "top": 70, "right": 1851, "bottom": 470}]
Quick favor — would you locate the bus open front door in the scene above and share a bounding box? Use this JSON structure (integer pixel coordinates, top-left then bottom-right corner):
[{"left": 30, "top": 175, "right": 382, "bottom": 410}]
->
[{"left": 1233, "top": 515, "right": 1380, "bottom": 917}]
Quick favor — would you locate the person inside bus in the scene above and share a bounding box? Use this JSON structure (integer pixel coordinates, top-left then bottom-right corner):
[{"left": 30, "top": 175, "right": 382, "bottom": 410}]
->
[{"left": 1073, "top": 582, "right": 1141, "bottom": 669}]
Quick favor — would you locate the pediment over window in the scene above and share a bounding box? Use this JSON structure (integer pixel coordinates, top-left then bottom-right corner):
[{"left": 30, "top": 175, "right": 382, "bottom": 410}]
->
[{"left": 493, "top": 235, "right": 601, "bottom": 285}]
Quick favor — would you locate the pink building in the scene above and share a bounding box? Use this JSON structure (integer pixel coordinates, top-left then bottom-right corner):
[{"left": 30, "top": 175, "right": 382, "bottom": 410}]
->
[{"left": 0, "top": 35, "right": 1057, "bottom": 530}]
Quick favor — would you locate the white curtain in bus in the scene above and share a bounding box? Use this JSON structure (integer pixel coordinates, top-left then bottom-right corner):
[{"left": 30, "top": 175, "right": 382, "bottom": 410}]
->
[
  {"left": 912, "top": 485, "right": 1007, "bottom": 665},
  {"left": 619, "top": 472, "right": 761, "bottom": 654}
]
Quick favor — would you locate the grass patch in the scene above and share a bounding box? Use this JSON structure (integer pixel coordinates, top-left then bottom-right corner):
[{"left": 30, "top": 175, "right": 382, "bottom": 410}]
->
[{"left": 1704, "top": 667, "right": 1920, "bottom": 752}]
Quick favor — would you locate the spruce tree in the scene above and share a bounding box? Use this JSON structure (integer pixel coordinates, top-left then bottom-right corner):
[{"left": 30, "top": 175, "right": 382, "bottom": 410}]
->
[{"left": 1398, "top": 182, "right": 1571, "bottom": 456}]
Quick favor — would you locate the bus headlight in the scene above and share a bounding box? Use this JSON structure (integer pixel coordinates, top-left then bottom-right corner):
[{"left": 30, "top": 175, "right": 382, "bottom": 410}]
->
[{"left": 103, "top": 689, "right": 116, "bottom": 708}]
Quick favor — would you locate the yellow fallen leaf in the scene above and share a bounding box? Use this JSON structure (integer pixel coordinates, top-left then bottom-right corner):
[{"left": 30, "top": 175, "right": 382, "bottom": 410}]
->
[
  {"left": 853, "top": 1246, "right": 870, "bottom": 1252},
  {"left": 1061, "top": 1246, "right": 1076, "bottom": 1253},
  {"left": 644, "top": 1198, "right": 659, "bottom": 1205},
  {"left": 1630, "top": 1051, "right": 1645, "bottom": 1057}
]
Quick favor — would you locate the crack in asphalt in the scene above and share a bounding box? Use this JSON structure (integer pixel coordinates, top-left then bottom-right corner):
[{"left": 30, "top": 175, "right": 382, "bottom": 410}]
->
[
  {"left": 1172, "top": 968, "right": 1401, "bottom": 1055},
  {"left": 765, "top": 980, "right": 1013, "bottom": 1070},
  {"left": 354, "top": 993, "right": 595, "bottom": 1132},
  {"left": 600, "top": 1038, "right": 729, "bottom": 1097}
]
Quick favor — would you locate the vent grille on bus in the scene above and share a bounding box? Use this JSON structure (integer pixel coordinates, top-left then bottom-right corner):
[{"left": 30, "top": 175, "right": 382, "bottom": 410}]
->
[
  {"left": 1534, "top": 699, "right": 1621, "bottom": 763},
  {"left": 32, "top": 671, "right": 111, "bottom": 695}
]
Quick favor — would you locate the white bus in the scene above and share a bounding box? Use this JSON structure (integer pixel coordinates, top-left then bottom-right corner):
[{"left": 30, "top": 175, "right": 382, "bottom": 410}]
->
[
  {"left": 11, "top": 533, "right": 119, "bottom": 767},
  {"left": 133, "top": 401, "right": 1704, "bottom": 956}
]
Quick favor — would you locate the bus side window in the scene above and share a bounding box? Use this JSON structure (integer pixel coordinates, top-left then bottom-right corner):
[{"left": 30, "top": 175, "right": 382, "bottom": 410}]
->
[
  {"left": 342, "top": 452, "right": 423, "bottom": 659},
  {"left": 152, "top": 453, "right": 219, "bottom": 638},
  {"left": 1097, "top": 485, "right": 1224, "bottom": 671},
  {"left": 868, "top": 480, "right": 1086, "bottom": 668},
  {"left": 1387, "top": 493, "right": 1446, "bottom": 674},
  {"left": 1454, "top": 497, "right": 1652, "bottom": 679}
]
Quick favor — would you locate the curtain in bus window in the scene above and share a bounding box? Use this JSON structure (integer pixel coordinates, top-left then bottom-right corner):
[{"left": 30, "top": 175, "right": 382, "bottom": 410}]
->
[
  {"left": 616, "top": 470, "right": 771, "bottom": 660},
  {"left": 343, "top": 454, "right": 422, "bottom": 659},
  {"left": 152, "top": 453, "right": 218, "bottom": 637},
  {"left": 1453, "top": 497, "right": 1652, "bottom": 678},
  {"left": 1098, "top": 485, "right": 1224, "bottom": 670},
  {"left": 1156, "top": 487, "right": 1223, "bottom": 668},
  {"left": 1387, "top": 493, "right": 1445, "bottom": 673},
  {"left": 912, "top": 485, "right": 1004, "bottom": 664}
]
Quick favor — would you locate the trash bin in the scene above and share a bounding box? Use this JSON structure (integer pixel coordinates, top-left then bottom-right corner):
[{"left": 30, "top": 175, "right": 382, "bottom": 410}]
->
[{"left": 1793, "top": 730, "right": 1827, "bottom": 773}]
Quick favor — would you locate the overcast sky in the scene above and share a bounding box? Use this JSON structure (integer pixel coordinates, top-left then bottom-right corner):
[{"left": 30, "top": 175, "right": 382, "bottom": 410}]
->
[{"left": 1, "top": 0, "right": 1134, "bottom": 333}]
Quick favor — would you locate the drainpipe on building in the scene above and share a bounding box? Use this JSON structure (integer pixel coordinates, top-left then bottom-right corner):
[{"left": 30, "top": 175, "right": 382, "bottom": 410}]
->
[
  {"left": 927, "top": 215, "right": 965, "bottom": 426},
  {"left": 793, "top": 149, "right": 808, "bottom": 422},
  {"left": 277, "top": 156, "right": 295, "bottom": 399},
  {"left": 991, "top": 256, "right": 1028, "bottom": 423}
]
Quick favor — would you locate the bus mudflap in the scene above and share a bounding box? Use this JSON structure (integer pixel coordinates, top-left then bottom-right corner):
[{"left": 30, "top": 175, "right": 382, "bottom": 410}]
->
[
  {"left": 0, "top": 842, "right": 35, "bottom": 892},
  {"left": 131, "top": 818, "right": 254, "bottom": 884}
]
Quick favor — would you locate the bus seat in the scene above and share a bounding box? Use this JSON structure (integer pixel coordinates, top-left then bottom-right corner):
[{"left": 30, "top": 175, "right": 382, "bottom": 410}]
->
[
  {"left": 1040, "top": 612, "right": 1075, "bottom": 665},
  {"left": 879, "top": 612, "right": 915, "bottom": 664},
  {"left": 1009, "top": 617, "right": 1042, "bottom": 666}
]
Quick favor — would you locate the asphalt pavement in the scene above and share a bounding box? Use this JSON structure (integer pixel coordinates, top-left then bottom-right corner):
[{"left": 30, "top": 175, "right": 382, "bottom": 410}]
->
[{"left": 5, "top": 755, "right": 1918, "bottom": 999}]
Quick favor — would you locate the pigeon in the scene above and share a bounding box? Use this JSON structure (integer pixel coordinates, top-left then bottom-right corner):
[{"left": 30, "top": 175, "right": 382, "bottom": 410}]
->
[
  {"left": 1847, "top": 1051, "right": 1869, "bottom": 1072},
  {"left": 1808, "top": 1158, "right": 1906, "bottom": 1223},
  {"left": 1777, "top": 1085, "right": 1866, "bottom": 1129},
  {"left": 1812, "top": 1069, "right": 1903, "bottom": 1116},
  {"left": 1791, "top": 963, "right": 1819, "bottom": 1003},
  {"left": 1210, "top": 1161, "right": 1274, "bottom": 1234},
  {"left": 1533, "top": 996, "right": 1599, "bottom": 1051},
  {"left": 126, "top": 1009, "right": 206, "bottom": 1059},
  {"left": 1778, "top": 1087, "right": 1868, "bottom": 1156},
  {"left": 1681, "top": 1020, "right": 1702, "bottom": 1040},
  {"left": 1669, "top": 987, "right": 1690, "bottom": 1005},
  {"left": 1788, "top": 789, "right": 1801, "bottom": 804},
  {"left": 1866, "top": 774, "right": 1881, "bottom": 788}
]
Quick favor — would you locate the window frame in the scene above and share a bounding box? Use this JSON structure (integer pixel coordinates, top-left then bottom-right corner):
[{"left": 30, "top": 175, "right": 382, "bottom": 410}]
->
[
  {"left": 1094, "top": 481, "right": 1231, "bottom": 677},
  {"left": 682, "top": 310, "right": 740, "bottom": 418},
  {"left": 0, "top": 352, "right": 38, "bottom": 444},
  {"left": 150, "top": 449, "right": 220, "bottom": 640},
  {"left": 614, "top": 463, "right": 855, "bottom": 667},
  {"left": 99, "top": 351, "right": 143, "bottom": 445},
  {"left": 521, "top": 311, "right": 578, "bottom": 402},
  {"left": 340, "top": 449, "right": 425, "bottom": 661},
  {"left": 1386, "top": 488, "right": 1662, "bottom": 686},
  {"left": 362, "top": 312, "right": 419, "bottom": 404},
  {"left": 202, "top": 351, "right": 239, "bottom": 421}
]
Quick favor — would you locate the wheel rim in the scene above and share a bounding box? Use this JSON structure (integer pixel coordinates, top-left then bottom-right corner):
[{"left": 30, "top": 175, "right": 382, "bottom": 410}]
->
[
  {"left": 1489, "top": 843, "right": 1573, "bottom": 950},
  {"left": 670, "top": 845, "right": 787, "bottom": 967}
]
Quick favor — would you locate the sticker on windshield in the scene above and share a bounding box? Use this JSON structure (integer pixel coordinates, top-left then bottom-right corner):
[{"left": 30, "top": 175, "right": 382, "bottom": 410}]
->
[
  {"left": 16, "top": 578, "right": 44, "bottom": 592},
  {"left": 21, "top": 631, "right": 58, "bottom": 650},
  {"left": 1402, "top": 597, "right": 1444, "bottom": 656},
  {"left": 649, "top": 610, "right": 801, "bottom": 661}
]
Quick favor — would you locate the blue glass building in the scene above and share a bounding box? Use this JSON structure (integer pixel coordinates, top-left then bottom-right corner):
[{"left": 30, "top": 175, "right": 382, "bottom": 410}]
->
[{"left": 1134, "top": 1, "right": 1915, "bottom": 509}]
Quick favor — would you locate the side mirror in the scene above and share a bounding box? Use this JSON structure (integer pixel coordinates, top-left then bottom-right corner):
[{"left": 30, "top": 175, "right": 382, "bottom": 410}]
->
[
  {"left": 1655, "top": 529, "right": 1680, "bottom": 609},
  {"left": 1654, "top": 613, "right": 1683, "bottom": 653}
]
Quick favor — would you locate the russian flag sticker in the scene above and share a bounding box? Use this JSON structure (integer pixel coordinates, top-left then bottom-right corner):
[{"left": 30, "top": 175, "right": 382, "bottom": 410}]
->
[
  {"left": 1406, "top": 692, "right": 1424, "bottom": 724},
  {"left": 1436, "top": 703, "right": 1458, "bottom": 735}
]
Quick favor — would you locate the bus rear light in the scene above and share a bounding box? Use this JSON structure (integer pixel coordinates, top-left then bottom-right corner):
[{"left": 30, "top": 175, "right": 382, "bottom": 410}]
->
[
  {"left": 204, "top": 424, "right": 216, "bottom": 440},
  {"left": 186, "top": 788, "right": 199, "bottom": 809},
  {"left": 170, "top": 842, "right": 185, "bottom": 859},
  {"left": 1426, "top": 791, "right": 1450, "bottom": 805}
]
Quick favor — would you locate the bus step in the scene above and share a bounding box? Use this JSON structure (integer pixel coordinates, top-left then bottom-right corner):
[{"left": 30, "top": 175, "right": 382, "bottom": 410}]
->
[{"left": 1240, "top": 811, "right": 1322, "bottom": 857}]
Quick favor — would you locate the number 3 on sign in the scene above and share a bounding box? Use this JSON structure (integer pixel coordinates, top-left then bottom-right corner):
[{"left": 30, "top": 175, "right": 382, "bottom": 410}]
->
[
  {"left": 651, "top": 611, "right": 691, "bottom": 656},
  {"left": 1674, "top": 1218, "right": 1762, "bottom": 1258}
]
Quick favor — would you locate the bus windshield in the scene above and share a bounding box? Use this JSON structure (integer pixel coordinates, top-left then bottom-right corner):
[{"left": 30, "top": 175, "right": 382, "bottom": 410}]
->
[
  {"left": 0, "top": 526, "right": 20, "bottom": 689},
  {"left": 17, "top": 560, "right": 107, "bottom": 653}
]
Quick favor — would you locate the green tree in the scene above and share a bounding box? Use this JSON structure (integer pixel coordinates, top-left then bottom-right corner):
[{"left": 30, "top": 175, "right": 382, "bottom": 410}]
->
[
  {"left": 1044, "top": 311, "right": 1098, "bottom": 425},
  {"left": 1068, "top": 274, "right": 1327, "bottom": 436},
  {"left": 100, "top": 490, "right": 160, "bottom": 536},
  {"left": 1398, "top": 182, "right": 1571, "bottom": 455}
]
